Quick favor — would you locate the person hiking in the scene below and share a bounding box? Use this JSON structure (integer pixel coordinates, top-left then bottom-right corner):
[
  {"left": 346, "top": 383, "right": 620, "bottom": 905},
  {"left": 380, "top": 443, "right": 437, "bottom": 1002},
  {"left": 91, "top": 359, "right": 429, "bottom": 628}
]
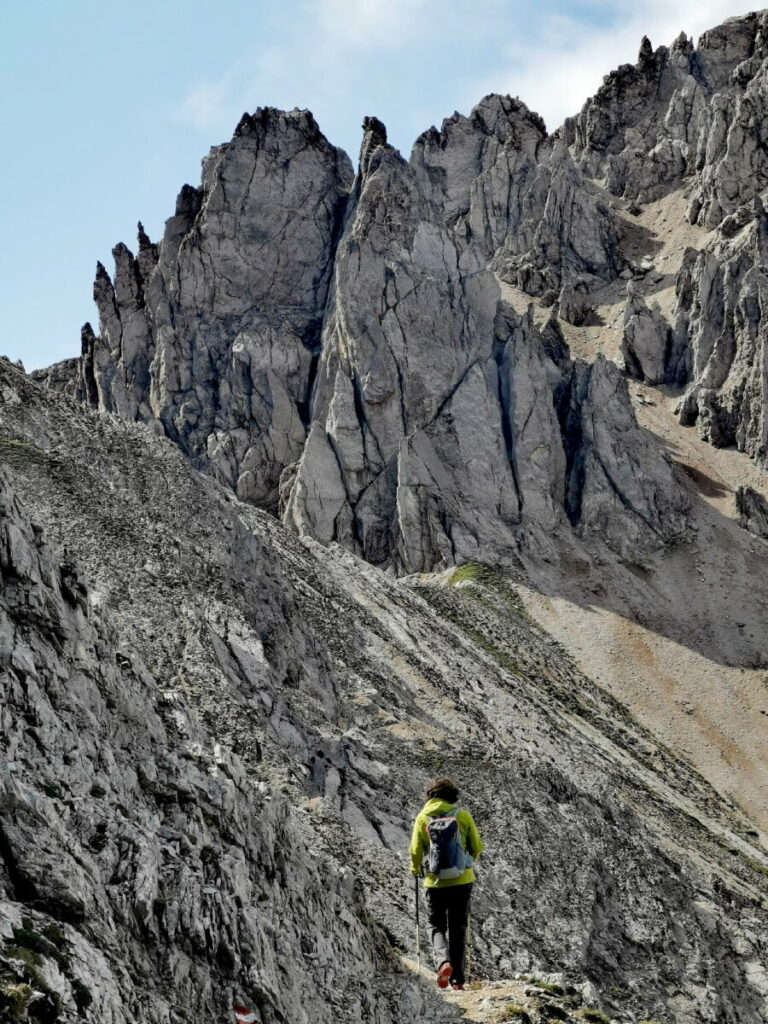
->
[{"left": 409, "top": 776, "right": 484, "bottom": 991}]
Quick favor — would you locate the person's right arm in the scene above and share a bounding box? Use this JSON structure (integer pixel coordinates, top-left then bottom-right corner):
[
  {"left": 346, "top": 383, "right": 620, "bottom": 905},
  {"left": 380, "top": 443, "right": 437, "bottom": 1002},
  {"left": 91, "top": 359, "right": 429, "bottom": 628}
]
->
[{"left": 465, "top": 812, "right": 484, "bottom": 861}]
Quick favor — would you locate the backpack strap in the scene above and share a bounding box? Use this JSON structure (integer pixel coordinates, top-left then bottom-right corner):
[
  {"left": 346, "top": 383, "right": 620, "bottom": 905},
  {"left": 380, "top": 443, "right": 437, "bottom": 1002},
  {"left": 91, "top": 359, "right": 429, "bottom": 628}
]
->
[{"left": 428, "top": 806, "right": 459, "bottom": 820}]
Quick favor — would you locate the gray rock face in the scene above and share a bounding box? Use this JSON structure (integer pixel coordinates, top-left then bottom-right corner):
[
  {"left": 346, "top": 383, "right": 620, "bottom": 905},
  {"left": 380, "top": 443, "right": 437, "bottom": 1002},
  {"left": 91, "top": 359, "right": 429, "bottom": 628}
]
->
[
  {"left": 561, "top": 11, "right": 768, "bottom": 468},
  {"left": 621, "top": 282, "right": 671, "bottom": 384},
  {"left": 28, "top": 357, "right": 80, "bottom": 395},
  {"left": 558, "top": 355, "right": 689, "bottom": 558},
  {"left": 736, "top": 484, "right": 768, "bottom": 538},
  {"left": 67, "top": 97, "right": 684, "bottom": 573},
  {"left": 410, "top": 96, "right": 620, "bottom": 308},
  {"left": 566, "top": 12, "right": 768, "bottom": 229},
  {"left": 0, "top": 469, "right": 433, "bottom": 1024},
  {"left": 280, "top": 112, "right": 680, "bottom": 571},
  {"left": 287, "top": 265, "right": 688, "bottom": 571},
  {"left": 674, "top": 204, "right": 768, "bottom": 459},
  {"left": 84, "top": 109, "right": 353, "bottom": 511}
]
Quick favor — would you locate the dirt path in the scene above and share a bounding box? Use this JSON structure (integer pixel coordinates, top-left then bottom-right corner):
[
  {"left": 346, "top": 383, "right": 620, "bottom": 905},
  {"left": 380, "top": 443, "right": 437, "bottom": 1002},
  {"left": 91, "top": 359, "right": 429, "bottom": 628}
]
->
[{"left": 403, "top": 959, "right": 615, "bottom": 1022}]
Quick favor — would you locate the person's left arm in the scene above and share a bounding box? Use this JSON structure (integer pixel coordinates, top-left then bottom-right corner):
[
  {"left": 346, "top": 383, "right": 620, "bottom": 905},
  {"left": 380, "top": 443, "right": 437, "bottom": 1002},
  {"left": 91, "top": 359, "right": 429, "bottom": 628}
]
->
[{"left": 409, "top": 814, "right": 427, "bottom": 876}]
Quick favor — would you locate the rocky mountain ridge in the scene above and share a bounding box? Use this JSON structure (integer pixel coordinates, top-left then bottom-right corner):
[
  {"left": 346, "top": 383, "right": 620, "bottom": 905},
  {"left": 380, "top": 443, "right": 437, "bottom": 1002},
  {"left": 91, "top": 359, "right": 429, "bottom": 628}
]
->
[
  {"left": 34, "top": 95, "right": 684, "bottom": 575},
  {"left": 34, "top": 10, "right": 768, "bottom": 578}
]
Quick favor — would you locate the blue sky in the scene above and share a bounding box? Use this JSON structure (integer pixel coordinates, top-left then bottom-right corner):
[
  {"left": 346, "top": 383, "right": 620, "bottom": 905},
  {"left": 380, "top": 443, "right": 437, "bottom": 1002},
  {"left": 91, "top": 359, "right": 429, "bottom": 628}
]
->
[{"left": 0, "top": 0, "right": 753, "bottom": 370}]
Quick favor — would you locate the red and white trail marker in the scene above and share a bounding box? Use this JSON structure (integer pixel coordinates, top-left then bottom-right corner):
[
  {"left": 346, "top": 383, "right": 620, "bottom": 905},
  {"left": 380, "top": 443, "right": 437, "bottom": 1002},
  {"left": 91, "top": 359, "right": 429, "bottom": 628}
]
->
[{"left": 233, "top": 1006, "right": 259, "bottom": 1023}]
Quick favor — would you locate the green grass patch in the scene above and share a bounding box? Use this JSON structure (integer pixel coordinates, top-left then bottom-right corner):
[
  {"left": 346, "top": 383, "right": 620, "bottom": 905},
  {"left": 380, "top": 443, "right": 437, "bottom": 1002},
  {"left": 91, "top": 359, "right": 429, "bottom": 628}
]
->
[
  {"left": 449, "top": 562, "right": 496, "bottom": 585},
  {"left": 582, "top": 1010, "right": 610, "bottom": 1023},
  {"left": 448, "top": 561, "right": 530, "bottom": 617},
  {"left": 0, "top": 982, "right": 34, "bottom": 1019},
  {"left": 422, "top": 593, "right": 527, "bottom": 678},
  {"left": 458, "top": 621, "right": 526, "bottom": 677},
  {"left": 739, "top": 853, "right": 768, "bottom": 878},
  {"left": 72, "top": 977, "right": 93, "bottom": 1012},
  {"left": 529, "top": 979, "right": 565, "bottom": 996},
  {"left": 538, "top": 1005, "right": 568, "bottom": 1021},
  {"left": 503, "top": 1006, "right": 531, "bottom": 1023},
  {"left": 8, "top": 916, "right": 71, "bottom": 972},
  {"left": 6, "top": 945, "right": 42, "bottom": 971},
  {"left": 3, "top": 918, "right": 85, "bottom": 1021},
  {"left": 713, "top": 831, "right": 768, "bottom": 880},
  {"left": 41, "top": 923, "right": 66, "bottom": 949}
]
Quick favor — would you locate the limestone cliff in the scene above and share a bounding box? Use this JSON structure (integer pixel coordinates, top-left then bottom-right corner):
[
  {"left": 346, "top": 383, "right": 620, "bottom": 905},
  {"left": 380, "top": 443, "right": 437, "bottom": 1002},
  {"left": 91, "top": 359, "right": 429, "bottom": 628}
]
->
[{"left": 40, "top": 15, "right": 768, "bottom": 552}]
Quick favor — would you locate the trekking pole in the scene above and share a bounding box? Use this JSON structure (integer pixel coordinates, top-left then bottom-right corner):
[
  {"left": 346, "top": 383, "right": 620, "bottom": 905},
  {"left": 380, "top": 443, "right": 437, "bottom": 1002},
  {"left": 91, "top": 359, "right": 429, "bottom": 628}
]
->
[
  {"left": 466, "top": 913, "right": 472, "bottom": 985},
  {"left": 414, "top": 875, "right": 421, "bottom": 972}
]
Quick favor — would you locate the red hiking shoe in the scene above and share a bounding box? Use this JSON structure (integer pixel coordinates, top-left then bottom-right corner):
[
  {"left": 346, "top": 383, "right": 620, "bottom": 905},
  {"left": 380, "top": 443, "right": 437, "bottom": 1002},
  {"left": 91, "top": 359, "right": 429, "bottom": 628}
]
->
[
  {"left": 450, "top": 983, "right": 465, "bottom": 991},
  {"left": 436, "top": 962, "right": 453, "bottom": 989}
]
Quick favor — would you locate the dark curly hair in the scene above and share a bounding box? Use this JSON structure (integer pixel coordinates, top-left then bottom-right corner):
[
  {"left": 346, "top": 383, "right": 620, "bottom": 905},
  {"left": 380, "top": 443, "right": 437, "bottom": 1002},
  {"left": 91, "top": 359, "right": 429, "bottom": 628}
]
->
[{"left": 426, "top": 776, "right": 459, "bottom": 803}]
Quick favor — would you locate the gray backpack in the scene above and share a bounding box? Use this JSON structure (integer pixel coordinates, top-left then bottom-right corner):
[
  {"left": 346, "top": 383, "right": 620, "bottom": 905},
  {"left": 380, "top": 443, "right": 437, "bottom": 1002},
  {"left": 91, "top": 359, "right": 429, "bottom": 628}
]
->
[{"left": 426, "top": 808, "right": 471, "bottom": 879}]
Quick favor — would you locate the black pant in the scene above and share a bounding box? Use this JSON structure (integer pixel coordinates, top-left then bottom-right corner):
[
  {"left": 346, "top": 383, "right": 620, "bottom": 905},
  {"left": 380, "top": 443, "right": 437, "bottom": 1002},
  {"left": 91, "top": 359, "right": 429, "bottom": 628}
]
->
[{"left": 424, "top": 883, "right": 473, "bottom": 985}]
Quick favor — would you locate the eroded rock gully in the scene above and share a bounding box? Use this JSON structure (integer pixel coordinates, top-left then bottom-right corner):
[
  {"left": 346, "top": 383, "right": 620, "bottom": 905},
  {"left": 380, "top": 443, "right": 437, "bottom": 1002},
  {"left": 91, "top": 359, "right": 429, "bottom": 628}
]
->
[{"left": 16, "top": 8, "right": 768, "bottom": 1024}]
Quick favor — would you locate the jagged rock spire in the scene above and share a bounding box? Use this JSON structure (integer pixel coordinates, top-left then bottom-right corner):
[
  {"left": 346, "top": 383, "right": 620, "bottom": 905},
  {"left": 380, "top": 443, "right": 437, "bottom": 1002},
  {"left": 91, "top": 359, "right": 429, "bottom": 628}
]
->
[{"left": 359, "top": 115, "right": 389, "bottom": 176}]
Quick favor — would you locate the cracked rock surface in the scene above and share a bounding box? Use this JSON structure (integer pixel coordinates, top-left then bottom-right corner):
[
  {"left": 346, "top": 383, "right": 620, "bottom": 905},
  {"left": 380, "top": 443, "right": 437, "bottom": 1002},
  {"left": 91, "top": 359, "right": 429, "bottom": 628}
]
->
[
  {"left": 82, "top": 109, "right": 353, "bottom": 514},
  {"left": 0, "top": 373, "right": 441, "bottom": 1023},
  {"left": 674, "top": 201, "right": 768, "bottom": 461},
  {"left": 61, "top": 96, "right": 683, "bottom": 573}
]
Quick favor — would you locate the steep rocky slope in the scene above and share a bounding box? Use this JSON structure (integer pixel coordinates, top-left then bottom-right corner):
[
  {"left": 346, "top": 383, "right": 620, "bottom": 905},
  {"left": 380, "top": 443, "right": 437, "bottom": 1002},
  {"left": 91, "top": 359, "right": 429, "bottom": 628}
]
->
[
  {"left": 3, "top": 362, "right": 768, "bottom": 1024},
  {"left": 0, "top": 367, "right": 438, "bottom": 1023}
]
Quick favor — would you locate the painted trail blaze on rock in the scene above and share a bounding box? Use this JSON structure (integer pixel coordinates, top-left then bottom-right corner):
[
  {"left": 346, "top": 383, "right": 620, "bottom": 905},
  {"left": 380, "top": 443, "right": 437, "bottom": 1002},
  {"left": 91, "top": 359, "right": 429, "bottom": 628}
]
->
[{"left": 233, "top": 1006, "right": 259, "bottom": 1023}]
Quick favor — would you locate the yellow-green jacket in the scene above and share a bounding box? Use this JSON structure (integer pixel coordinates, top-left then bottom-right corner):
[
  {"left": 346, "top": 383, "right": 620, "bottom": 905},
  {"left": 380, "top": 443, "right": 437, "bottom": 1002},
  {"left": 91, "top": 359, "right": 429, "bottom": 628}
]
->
[{"left": 409, "top": 798, "right": 484, "bottom": 888}]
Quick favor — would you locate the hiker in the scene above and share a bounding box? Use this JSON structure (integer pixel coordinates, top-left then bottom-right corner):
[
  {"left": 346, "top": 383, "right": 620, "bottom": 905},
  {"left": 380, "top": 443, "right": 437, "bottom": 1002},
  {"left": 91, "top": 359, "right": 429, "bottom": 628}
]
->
[{"left": 409, "top": 776, "right": 484, "bottom": 991}]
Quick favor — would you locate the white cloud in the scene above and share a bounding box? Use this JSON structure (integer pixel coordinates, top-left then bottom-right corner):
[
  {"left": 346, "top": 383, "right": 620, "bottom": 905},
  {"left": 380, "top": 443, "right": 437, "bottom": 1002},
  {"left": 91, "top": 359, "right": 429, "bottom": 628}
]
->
[
  {"left": 470, "top": 0, "right": 754, "bottom": 131},
  {"left": 311, "top": 0, "right": 432, "bottom": 51},
  {"left": 177, "top": 76, "right": 238, "bottom": 132},
  {"left": 175, "top": 0, "right": 435, "bottom": 135}
]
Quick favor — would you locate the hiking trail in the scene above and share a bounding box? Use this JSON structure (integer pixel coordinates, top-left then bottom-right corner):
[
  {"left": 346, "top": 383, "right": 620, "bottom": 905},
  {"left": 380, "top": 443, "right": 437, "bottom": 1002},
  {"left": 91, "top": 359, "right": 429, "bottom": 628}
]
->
[{"left": 403, "top": 958, "right": 613, "bottom": 1023}]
